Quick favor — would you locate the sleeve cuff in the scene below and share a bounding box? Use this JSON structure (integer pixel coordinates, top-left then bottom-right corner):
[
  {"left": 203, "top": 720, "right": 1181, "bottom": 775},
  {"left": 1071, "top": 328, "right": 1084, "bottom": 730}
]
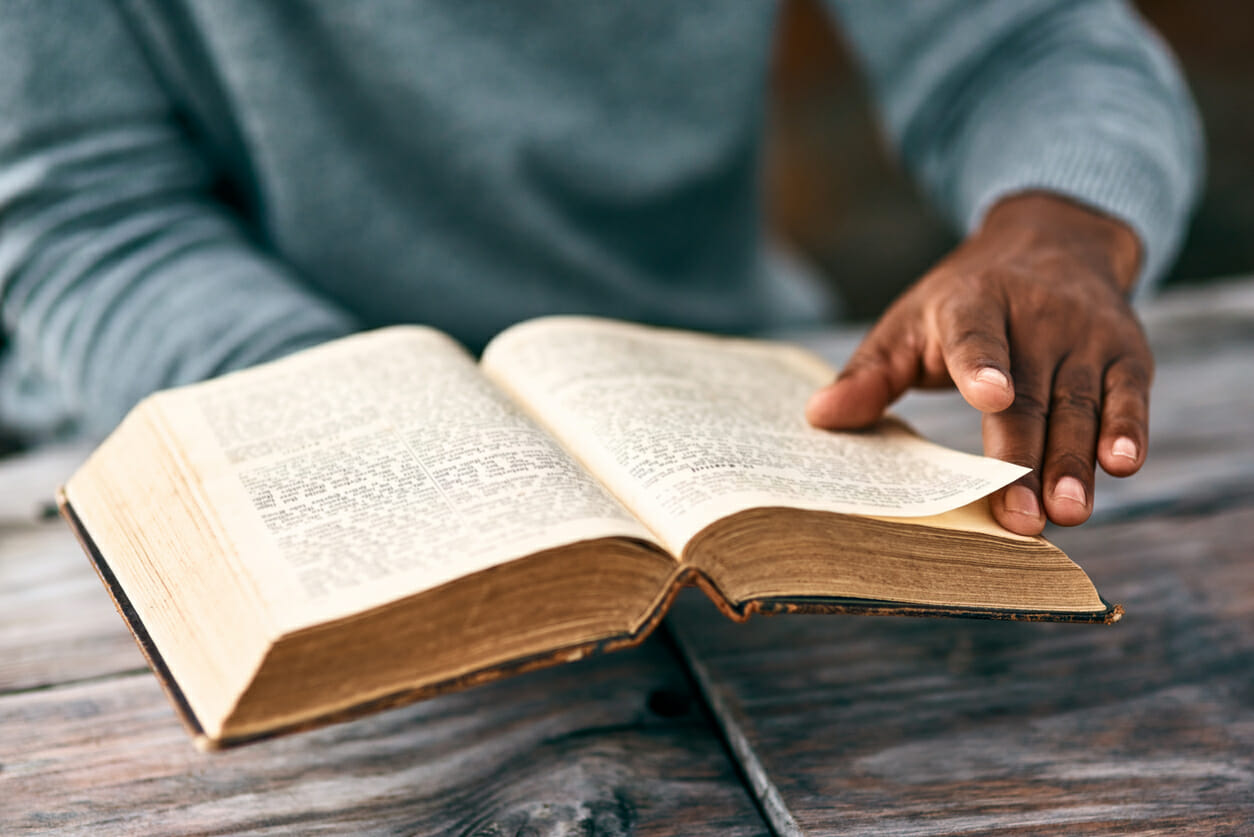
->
[{"left": 964, "top": 138, "right": 1194, "bottom": 295}]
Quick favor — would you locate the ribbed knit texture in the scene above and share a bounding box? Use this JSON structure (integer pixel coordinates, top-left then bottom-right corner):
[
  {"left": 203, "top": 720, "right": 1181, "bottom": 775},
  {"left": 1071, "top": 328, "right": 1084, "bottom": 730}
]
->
[
  {"left": 829, "top": 0, "right": 1202, "bottom": 290},
  {"left": 0, "top": 0, "right": 1201, "bottom": 440}
]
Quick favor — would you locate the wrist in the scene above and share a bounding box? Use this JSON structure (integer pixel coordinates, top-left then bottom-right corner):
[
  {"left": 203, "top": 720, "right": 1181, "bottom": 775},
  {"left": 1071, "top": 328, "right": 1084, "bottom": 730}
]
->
[{"left": 979, "top": 191, "right": 1143, "bottom": 295}]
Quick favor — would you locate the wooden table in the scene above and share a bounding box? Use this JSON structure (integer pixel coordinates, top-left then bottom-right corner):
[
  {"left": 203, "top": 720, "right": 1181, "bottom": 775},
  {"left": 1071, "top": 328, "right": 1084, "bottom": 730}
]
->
[{"left": 3, "top": 279, "right": 1253, "bottom": 835}]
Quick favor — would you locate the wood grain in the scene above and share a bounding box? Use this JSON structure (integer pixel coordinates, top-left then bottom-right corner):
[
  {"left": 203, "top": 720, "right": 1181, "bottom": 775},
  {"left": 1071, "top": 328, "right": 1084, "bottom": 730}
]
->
[
  {"left": 669, "top": 502, "right": 1254, "bottom": 835},
  {"left": 0, "top": 520, "right": 145, "bottom": 693},
  {"left": 0, "top": 637, "right": 769, "bottom": 836}
]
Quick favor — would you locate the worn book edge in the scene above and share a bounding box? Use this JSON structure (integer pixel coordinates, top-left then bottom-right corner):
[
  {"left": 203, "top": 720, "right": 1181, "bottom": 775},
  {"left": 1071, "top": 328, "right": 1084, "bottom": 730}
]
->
[{"left": 57, "top": 491, "right": 1123, "bottom": 750}]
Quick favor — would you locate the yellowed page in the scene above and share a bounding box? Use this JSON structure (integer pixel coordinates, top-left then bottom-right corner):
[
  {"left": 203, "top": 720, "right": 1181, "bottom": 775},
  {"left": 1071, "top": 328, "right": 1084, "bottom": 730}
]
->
[
  {"left": 153, "top": 326, "right": 660, "bottom": 632},
  {"left": 482, "top": 317, "right": 1027, "bottom": 555}
]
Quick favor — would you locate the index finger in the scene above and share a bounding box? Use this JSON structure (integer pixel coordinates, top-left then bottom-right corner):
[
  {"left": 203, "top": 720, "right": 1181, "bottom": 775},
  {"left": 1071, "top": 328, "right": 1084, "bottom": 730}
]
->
[{"left": 935, "top": 295, "right": 1015, "bottom": 414}]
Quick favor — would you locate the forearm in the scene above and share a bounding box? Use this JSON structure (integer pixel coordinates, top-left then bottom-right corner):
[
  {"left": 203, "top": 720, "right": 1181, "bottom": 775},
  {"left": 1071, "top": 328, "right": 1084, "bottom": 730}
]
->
[
  {"left": 827, "top": 0, "right": 1203, "bottom": 291},
  {"left": 0, "top": 2, "right": 356, "bottom": 441},
  {"left": 0, "top": 128, "right": 356, "bottom": 441}
]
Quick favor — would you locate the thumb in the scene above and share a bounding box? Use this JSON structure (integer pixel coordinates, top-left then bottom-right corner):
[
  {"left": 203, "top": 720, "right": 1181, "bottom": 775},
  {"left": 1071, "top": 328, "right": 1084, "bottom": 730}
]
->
[{"left": 806, "top": 330, "right": 920, "bottom": 430}]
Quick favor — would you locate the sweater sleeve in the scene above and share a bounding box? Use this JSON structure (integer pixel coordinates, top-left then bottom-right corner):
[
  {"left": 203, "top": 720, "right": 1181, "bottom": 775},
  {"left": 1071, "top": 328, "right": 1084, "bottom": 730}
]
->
[
  {"left": 0, "top": 0, "right": 357, "bottom": 441},
  {"left": 824, "top": 0, "right": 1203, "bottom": 290}
]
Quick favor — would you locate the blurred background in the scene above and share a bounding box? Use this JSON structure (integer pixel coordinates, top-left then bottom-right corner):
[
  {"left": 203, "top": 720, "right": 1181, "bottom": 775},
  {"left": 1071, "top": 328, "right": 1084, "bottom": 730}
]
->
[{"left": 765, "top": 0, "right": 1254, "bottom": 319}]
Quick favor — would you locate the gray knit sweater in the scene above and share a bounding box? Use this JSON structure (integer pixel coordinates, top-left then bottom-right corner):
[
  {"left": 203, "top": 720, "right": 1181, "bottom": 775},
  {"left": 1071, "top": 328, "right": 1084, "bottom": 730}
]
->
[{"left": 0, "top": 0, "right": 1201, "bottom": 441}]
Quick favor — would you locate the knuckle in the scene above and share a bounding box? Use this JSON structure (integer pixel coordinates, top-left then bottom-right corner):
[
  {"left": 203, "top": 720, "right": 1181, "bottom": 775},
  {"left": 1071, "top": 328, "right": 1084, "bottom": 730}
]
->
[
  {"left": 1052, "top": 388, "right": 1101, "bottom": 418},
  {"left": 1107, "top": 355, "right": 1154, "bottom": 392},
  {"left": 945, "top": 324, "right": 992, "bottom": 348},
  {"left": 952, "top": 334, "right": 1007, "bottom": 369},
  {"left": 982, "top": 415, "right": 1043, "bottom": 472},
  {"left": 1103, "top": 382, "right": 1151, "bottom": 416},
  {"left": 1000, "top": 446, "right": 1044, "bottom": 473},
  {"left": 1007, "top": 390, "right": 1049, "bottom": 421},
  {"left": 840, "top": 345, "right": 894, "bottom": 380},
  {"left": 1105, "top": 386, "right": 1150, "bottom": 416},
  {"left": 1046, "top": 450, "right": 1094, "bottom": 479},
  {"left": 939, "top": 302, "right": 1003, "bottom": 346},
  {"left": 1102, "top": 413, "right": 1149, "bottom": 440}
]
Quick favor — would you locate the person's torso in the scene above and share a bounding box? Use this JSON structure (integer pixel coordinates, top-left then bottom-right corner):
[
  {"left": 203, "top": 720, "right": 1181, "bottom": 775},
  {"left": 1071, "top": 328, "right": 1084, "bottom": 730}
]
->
[{"left": 121, "top": 0, "right": 812, "bottom": 349}]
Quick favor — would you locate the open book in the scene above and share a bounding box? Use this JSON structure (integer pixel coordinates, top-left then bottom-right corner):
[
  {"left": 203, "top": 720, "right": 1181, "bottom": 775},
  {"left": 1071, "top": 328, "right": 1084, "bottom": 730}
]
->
[{"left": 60, "top": 317, "right": 1121, "bottom": 749}]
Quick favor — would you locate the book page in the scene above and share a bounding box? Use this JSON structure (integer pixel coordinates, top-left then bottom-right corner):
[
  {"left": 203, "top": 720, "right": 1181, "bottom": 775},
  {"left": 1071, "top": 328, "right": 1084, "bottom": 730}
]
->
[
  {"left": 482, "top": 318, "right": 1027, "bottom": 554},
  {"left": 153, "top": 327, "right": 660, "bottom": 629}
]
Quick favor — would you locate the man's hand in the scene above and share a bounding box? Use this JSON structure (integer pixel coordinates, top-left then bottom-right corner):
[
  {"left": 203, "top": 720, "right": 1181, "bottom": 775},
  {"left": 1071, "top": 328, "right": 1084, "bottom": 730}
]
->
[{"left": 805, "top": 192, "right": 1150, "bottom": 536}]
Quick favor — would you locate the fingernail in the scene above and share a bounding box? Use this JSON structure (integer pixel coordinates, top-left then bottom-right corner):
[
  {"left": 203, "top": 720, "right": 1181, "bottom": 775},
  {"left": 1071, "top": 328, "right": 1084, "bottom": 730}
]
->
[
  {"left": 1112, "top": 437, "right": 1138, "bottom": 461},
  {"left": 975, "top": 368, "right": 1009, "bottom": 389},
  {"left": 1004, "top": 485, "right": 1040, "bottom": 518},
  {"left": 1054, "top": 476, "right": 1087, "bottom": 506}
]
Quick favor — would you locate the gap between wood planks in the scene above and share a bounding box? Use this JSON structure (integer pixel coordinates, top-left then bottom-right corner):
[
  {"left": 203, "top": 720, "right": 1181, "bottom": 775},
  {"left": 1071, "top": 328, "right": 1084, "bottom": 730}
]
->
[
  {"left": 658, "top": 486, "right": 1254, "bottom": 837},
  {"left": 0, "top": 667, "right": 152, "bottom": 699},
  {"left": 660, "top": 618, "right": 805, "bottom": 837}
]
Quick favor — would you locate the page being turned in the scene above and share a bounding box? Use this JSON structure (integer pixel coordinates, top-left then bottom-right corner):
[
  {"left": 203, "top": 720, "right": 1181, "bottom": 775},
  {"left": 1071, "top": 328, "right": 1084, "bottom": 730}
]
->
[
  {"left": 153, "top": 327, "right": 660, "bottom": 629},
  {"left": 482, "top": 318, "right": 1027, "bottom": 555}
]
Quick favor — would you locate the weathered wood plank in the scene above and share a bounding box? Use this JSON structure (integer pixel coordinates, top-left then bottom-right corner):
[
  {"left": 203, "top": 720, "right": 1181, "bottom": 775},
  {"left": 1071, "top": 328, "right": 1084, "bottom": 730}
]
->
[
  {"left": 0, "top": 443, "right": 85, "bottom": 525},
  {"left": 0, "top": 637, "right": 769, "bottom": 836},
  {"left": 668, "top": 502, "right": 1254, "bottom": 835},
  {"left": 0, "top": 520, "right": 145, "bottom": 693}
]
